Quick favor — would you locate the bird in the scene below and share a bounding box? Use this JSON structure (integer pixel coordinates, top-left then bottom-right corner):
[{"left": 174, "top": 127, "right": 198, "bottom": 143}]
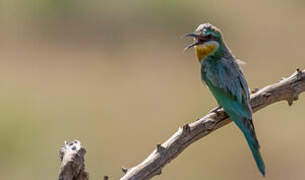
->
[{"left": 184, "top": 23, "right": 265, "bottom": 176}]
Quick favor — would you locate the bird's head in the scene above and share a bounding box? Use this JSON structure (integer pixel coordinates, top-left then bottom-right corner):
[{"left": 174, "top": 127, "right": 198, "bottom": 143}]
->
[{"left": 184, "top": 23, "right": 223, "bottom": 61}]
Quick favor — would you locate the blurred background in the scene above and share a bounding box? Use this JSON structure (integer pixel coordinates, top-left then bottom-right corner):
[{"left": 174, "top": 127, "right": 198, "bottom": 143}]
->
[{"left": 0, "top": 0, "right": 304, "bottom": 179}]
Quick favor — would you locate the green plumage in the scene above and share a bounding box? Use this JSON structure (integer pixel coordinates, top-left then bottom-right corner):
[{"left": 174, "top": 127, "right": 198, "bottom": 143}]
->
[{"left": 188, "top": 23, "right": 265, "bottom": 176}]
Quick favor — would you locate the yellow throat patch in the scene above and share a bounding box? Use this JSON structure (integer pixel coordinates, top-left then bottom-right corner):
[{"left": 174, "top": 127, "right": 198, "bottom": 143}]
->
[{"left": 195, "top": 43, "right": 218, "bottom": 61}]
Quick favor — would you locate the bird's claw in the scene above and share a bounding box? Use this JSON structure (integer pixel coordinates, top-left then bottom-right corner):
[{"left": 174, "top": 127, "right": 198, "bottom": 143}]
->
[{"left": 209, "top": 106, "right": 222, "bottom": 114}]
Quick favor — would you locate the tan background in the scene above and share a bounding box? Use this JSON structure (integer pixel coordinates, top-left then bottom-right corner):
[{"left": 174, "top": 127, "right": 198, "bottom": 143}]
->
[{"left": 0, "top": 0, "right": 305, "bottom": 179}]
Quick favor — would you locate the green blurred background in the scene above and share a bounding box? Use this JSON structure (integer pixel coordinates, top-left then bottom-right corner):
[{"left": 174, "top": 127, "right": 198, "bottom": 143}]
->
[{"left": 0, "top": 0, "right": 305, "bottom": 179}]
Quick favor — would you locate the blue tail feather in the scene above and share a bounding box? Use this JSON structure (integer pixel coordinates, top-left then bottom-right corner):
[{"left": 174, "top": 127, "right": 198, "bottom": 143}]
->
[{"left": 229, "top": 112, "right": 265, "bottom": 176}]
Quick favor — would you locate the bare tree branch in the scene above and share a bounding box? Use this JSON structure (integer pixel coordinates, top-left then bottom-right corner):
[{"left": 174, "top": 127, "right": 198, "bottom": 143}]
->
[
  {"left": 120, "top": 69, "right": 305, "bottom": 180},
  {"left": 59, "top": 140, "right": 89, "bottom": 180},
  {"left": 58, "top": 141, "right": 110, "bottom": 180}
]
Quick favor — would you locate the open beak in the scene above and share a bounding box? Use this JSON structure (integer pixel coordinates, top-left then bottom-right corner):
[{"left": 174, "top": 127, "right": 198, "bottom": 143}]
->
[{"left": 184, "top": 32, "right": 208, "bottom": 52}]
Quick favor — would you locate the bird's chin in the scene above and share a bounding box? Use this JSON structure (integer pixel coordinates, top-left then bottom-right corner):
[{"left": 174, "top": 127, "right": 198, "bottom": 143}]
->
[{"left": 195, "top": 42, "right": 218, "bottom": 61}]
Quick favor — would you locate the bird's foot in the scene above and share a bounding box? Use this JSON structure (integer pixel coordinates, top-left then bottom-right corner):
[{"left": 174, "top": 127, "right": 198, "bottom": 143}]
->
[{"left": 209, "top": 106, "right": 222, "bottom": 115}]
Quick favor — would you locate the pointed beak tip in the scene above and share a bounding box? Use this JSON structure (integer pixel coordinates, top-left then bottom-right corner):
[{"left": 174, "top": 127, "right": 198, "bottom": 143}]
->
[
  {"left": 184, "top": 32, "right": 202, "bottom": 38},
  {"left": 183, "top": 47, "right": 190, "bottom": 53},
  {"left": 183, "top": 33, "right": 195, "bottom": 38},
  {"left": 180, "top": 34, "right": 187, "bottom": 39}
]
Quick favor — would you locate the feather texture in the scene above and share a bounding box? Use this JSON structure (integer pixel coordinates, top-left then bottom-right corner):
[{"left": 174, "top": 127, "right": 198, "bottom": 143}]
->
[{"left": 201, "top": 44, "right": 265, "bottom": 176}]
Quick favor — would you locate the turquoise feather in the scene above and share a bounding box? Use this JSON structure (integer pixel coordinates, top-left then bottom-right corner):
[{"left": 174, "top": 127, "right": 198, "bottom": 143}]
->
[
  {"left": 203, "top": 56, "right": 265, "bottom": 176},
  {"left": 192, "top": 23, "right": 266, "bottom": 176}
]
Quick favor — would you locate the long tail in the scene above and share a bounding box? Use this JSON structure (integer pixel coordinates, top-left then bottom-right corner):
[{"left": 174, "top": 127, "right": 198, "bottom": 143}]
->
[{"left": 229, "top": 113, "right": 265, "bottom": 176}]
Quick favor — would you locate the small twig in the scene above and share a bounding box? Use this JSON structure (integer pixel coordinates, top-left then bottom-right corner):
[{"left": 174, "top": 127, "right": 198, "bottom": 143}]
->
[
  {"left": 120, "top": 69, "right": 305, "bottom": 180},
  {"left": 122, "top": 167, "right": 129, "bottom": 174}
]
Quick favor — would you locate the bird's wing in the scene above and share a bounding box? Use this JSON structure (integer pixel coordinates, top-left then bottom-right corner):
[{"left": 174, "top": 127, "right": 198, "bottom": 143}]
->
[
  {"left": 203, "top": 57, "right": 265, "bottom": 175},
  {"left": 216, "top": 58, "right": 265, "bottom": 175},
  {"left": 204, "top": 57, "right": 252, "bottom": 119},
  {"left": 220, "top": 58, "right": 250, "bottom": 103}
]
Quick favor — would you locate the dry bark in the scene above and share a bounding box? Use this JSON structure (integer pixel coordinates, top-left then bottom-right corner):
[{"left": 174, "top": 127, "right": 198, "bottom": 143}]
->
[
  {"left": 120, "top": 69, "right": 305, "bottom": 180},
  {"left": 58, "top": 140, "right": 89, "bottom": 180}
]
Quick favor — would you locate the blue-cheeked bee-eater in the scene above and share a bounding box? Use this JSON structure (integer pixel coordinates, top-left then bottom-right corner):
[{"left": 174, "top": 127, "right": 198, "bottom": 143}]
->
[{"left": 184, "top": 23, "right": 265, "bottom": 176}]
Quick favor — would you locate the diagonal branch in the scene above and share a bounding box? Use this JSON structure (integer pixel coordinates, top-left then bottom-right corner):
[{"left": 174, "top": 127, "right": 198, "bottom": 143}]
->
[{"left": 120, "top": 69, "right": 305, "bottom": 180}]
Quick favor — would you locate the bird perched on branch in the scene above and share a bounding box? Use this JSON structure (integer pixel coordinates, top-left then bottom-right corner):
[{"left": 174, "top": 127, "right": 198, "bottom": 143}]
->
[{"left": 184, "top": 23, "right": 265, "bottom": 176}]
